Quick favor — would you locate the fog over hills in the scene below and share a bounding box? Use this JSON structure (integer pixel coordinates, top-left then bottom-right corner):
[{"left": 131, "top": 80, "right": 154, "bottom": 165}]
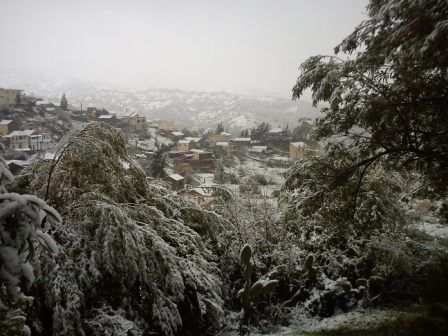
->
[{"left": 0, "top": 72, "right": 319, "bottom": 132}]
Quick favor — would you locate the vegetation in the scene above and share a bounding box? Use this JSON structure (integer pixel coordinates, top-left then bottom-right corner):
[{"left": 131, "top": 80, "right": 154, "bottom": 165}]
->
[
  {"left": 1, "top": 1, "right": 447, "bottom": 335},
  {"left": 59, "top": 94, "right": 68, "bottom": 111}
]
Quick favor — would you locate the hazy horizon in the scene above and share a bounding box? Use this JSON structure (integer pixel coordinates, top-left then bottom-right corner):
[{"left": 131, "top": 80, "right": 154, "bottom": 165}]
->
[{"left": 0, "top": 0, "right": 368, "bottom": 98}]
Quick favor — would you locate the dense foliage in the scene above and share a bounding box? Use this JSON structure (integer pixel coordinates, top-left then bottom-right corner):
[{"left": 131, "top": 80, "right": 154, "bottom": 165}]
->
[
  {"left": 293, "top": 0, "right": 448, "bottom": 194},
  {"left": 15, "top": 123, "right": 225, "bottom": 336},
  {"left": 0, "top": 157, "right": 60, "bottom": 336}
]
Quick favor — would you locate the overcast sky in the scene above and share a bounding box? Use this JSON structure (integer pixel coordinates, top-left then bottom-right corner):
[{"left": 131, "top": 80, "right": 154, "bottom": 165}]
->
[{"left": 0, "top": 0, "right": 368, "bottom": 97}]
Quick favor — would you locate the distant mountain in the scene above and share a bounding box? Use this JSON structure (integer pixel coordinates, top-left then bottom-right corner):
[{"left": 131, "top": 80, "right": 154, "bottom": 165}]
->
[{"left": 0, "top": 73, "right": 319, "bottom": 133}]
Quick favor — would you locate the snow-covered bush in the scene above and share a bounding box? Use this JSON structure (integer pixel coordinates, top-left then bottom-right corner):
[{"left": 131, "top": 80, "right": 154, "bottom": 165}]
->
[
  {"left": 0, "top": 157, "right": 60, "bottom": 336},
  {"left": 282, "top": 155, "right": 406, "bottom": 240},
  {"left": 15, "top": 123, "right": 225, "bottom": 336}
]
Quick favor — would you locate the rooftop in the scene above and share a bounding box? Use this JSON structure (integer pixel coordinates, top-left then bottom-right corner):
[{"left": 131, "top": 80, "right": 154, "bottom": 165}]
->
[
  {"left": 185, "top": 137, "right": 201, "bottom": 142},
  {"left": 4, "top": 130, "right": 35, "bottom": 137},
  {"left": 291, "top": 142, "right": 308, "bottom": 148},
  {"left": 0, "top": 120, "right": 13, "bottom": 125},
  {"left": 187, "top": 187, "right": 213, "bottom": 197},
  {"left": 168, "top": 173, "right": 184, "bottom": 181}
]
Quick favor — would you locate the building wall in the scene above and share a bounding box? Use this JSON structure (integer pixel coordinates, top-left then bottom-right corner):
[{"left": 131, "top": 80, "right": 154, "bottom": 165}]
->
[
  {"left": 174, "top": 161, "right": 191, "bottom": 176},
  {"left": 0, "top": 89, "right": 21, "bottom": 110},
  {"left": 121, "top": 115, "right": 147, "bottom": 132},
  {"left": 10, "top": 135, "right": 30, "bottom": 150},
  {"left": 208, "top": 133, "right": 233, "bottom": 147},
  {"left": 154, "top": 119, "right": 175, "bottom": 131},
  {"left": 289, "top": 143, "right": 307, "bottom": 159},
  {"left": 29, "top": 133, "right": 52, "bottom": 151},
  {"left": 0, "top": 124, "right": 10, "bottom": 136},
  {"left": 177, "top": 142, "right": 190, "bottom": 152}
]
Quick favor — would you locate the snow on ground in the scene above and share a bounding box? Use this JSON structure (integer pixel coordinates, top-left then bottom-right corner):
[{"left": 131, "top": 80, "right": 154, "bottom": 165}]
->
[
  {"left": 195, "top": 173, "right": 215, "bottom": 185},
  {"left": 224, "top": 156, "right": 288, "bottom": 195},
  {"left": 220, "top": 309, "right": 416, "bottom": 336},
  {"left": 284, "top": 309, "right": 414, "bottom": 334},
  {"left": 417, "top": 222, "right": 448, "bottom": 238}
]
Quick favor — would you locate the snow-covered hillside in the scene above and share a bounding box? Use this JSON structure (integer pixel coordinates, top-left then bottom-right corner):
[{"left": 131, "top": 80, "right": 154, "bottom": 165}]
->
[{"left": 0, "top": 73, "right": 319, "bottom": 132}]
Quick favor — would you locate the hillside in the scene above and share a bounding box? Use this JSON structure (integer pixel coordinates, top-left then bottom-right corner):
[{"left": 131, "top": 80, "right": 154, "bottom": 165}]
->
[{"left": 0, "top": 73, "right": 319, "bottom": 132}]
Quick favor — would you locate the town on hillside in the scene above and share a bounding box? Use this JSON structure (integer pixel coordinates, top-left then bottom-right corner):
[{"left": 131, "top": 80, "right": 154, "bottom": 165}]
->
[{"left": 0, "top": 87, "right": 322, "bottom": 205}]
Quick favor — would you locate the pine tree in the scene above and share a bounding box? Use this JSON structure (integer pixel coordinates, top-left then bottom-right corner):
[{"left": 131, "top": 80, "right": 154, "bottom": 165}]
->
[
  {"left": 149, "top": 145, "right": 167, "bottom": 178},
  {"left": 60, "top": 93, "right": 68, "bottom": 111},
  {"left": 216, "top": 122, "right": 224, "bottom": 134}
]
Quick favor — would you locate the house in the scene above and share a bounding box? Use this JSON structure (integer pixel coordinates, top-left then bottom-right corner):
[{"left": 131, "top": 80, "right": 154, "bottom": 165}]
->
[
  {"left": 167, "top": 131, "right": 184, "bottom": 141},
  {"left": 190, "top": 149, "right": 214, "bottom": 161},
  {"left": 233, "top": 138, "right": 251, "bottom": 152},
  {"left": 208, "top": 132, "right": 233, "bottom": 148},
  {"left": 153, "top": 119, "right": 175, "bottom": 131},
  {"left": 0, "top": 88, "right": 23, "bottom": 110},
  {"left": 215, "top": 141, "right": 237, "bottom": 155},
  {"left": 184, "top": 186, "right": 215, "bottom": 206},
  {"left": 120, "top": 112, "right": 147, "bottom": 133},
  {"left": 0, "top": 120, "right": 14, "bottom": 136},
  {"left": 86, "top": 107, "right": 98, "bottom": 119},
  {"left": 164, "top": 173, "right": 185, "bottom": 191},
  {"left": 4, "top": 130, "right": 35, "bottom": 150},
  {"left": 289, "top": 142, "right": 308, "bottom": 159},
  {"left": 98, "top": 113, "right": 118, "bottom": 126},
  {"left": 174, "top": 161, "right": 192, "bottom": 176},
  {"left": 28, "top": 133, "right": 52, "bottom": 151},
  {"left": 185, "top": 137, "right": 202, "bottom": 148},
  {"left": 177, "top": 139, "right": 191, "bottom": 152}
]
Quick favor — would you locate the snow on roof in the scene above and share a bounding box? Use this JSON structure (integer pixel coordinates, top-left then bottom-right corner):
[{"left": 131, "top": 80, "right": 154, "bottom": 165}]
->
[
  {"left": 42, "top": 152, "right": 56, "bottom": 160},
  {"left": 168, "top": 173, "right": 184, "bottom": 181},
  {"left": 215, "top": 142, "right": 229, "bottom": 147},
  {"left": 6, "top": 159, "right": 31, "bottom": 167},
  {"left": 220, "top": 132, "right": 232, "bottom": 136},
  {"left": 234, "top": 138, "right": 251, "bottom": 142},
  {"left": 290, "top": 142, "right": 308, "bottom": 148},
  {"left": 185, "top": 137, "right": 201, "bottom": 142},
  {"left": 4, "top": 130, "right": 35, "bottom": 137},
  {"left": 171, "top": 131, "right": 184, "bottom": 136},
  {"left": 122, "top": 111, "right": 145, "bottom": 118},
  {"left": 0, "top": 120, "right": 13, "bottom": 125},
  {"left": 178, "top": 139, "right": 191, "bottom": 144},
  {"left": 272, "top": 156, "right": 290, "bottom": 161},
  {"left": 98, "top": 114, "right": 114, "bottom": 119},
  {"left": 269, "top": 128, "right": 283, "bottom": 133},
  {"left": 190, "top": 149, "right": 206, "bottom": 153},
  {"left": 188, "top": 187, "right": 213, "bottom": 197},
  {"left": 249, "top": 145, "right": 267, "bottom": 152}
]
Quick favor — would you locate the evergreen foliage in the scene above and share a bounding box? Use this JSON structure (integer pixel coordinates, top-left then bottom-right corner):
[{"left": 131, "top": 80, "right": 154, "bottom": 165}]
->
[
  {"left": 292, "top": 0, "right": 448, "bottom": 195},
  {"left": 16, "top": 123, "right": 225, "bottom": 336},
  {"left": 59, "top": 94, "right": 68, "bottom": 111},
  {"left": 0, "top": 157, "right": 60, "bottom": 336},
  {"left": 216, "top": 122, "right": 224, "bottom": 134}
]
